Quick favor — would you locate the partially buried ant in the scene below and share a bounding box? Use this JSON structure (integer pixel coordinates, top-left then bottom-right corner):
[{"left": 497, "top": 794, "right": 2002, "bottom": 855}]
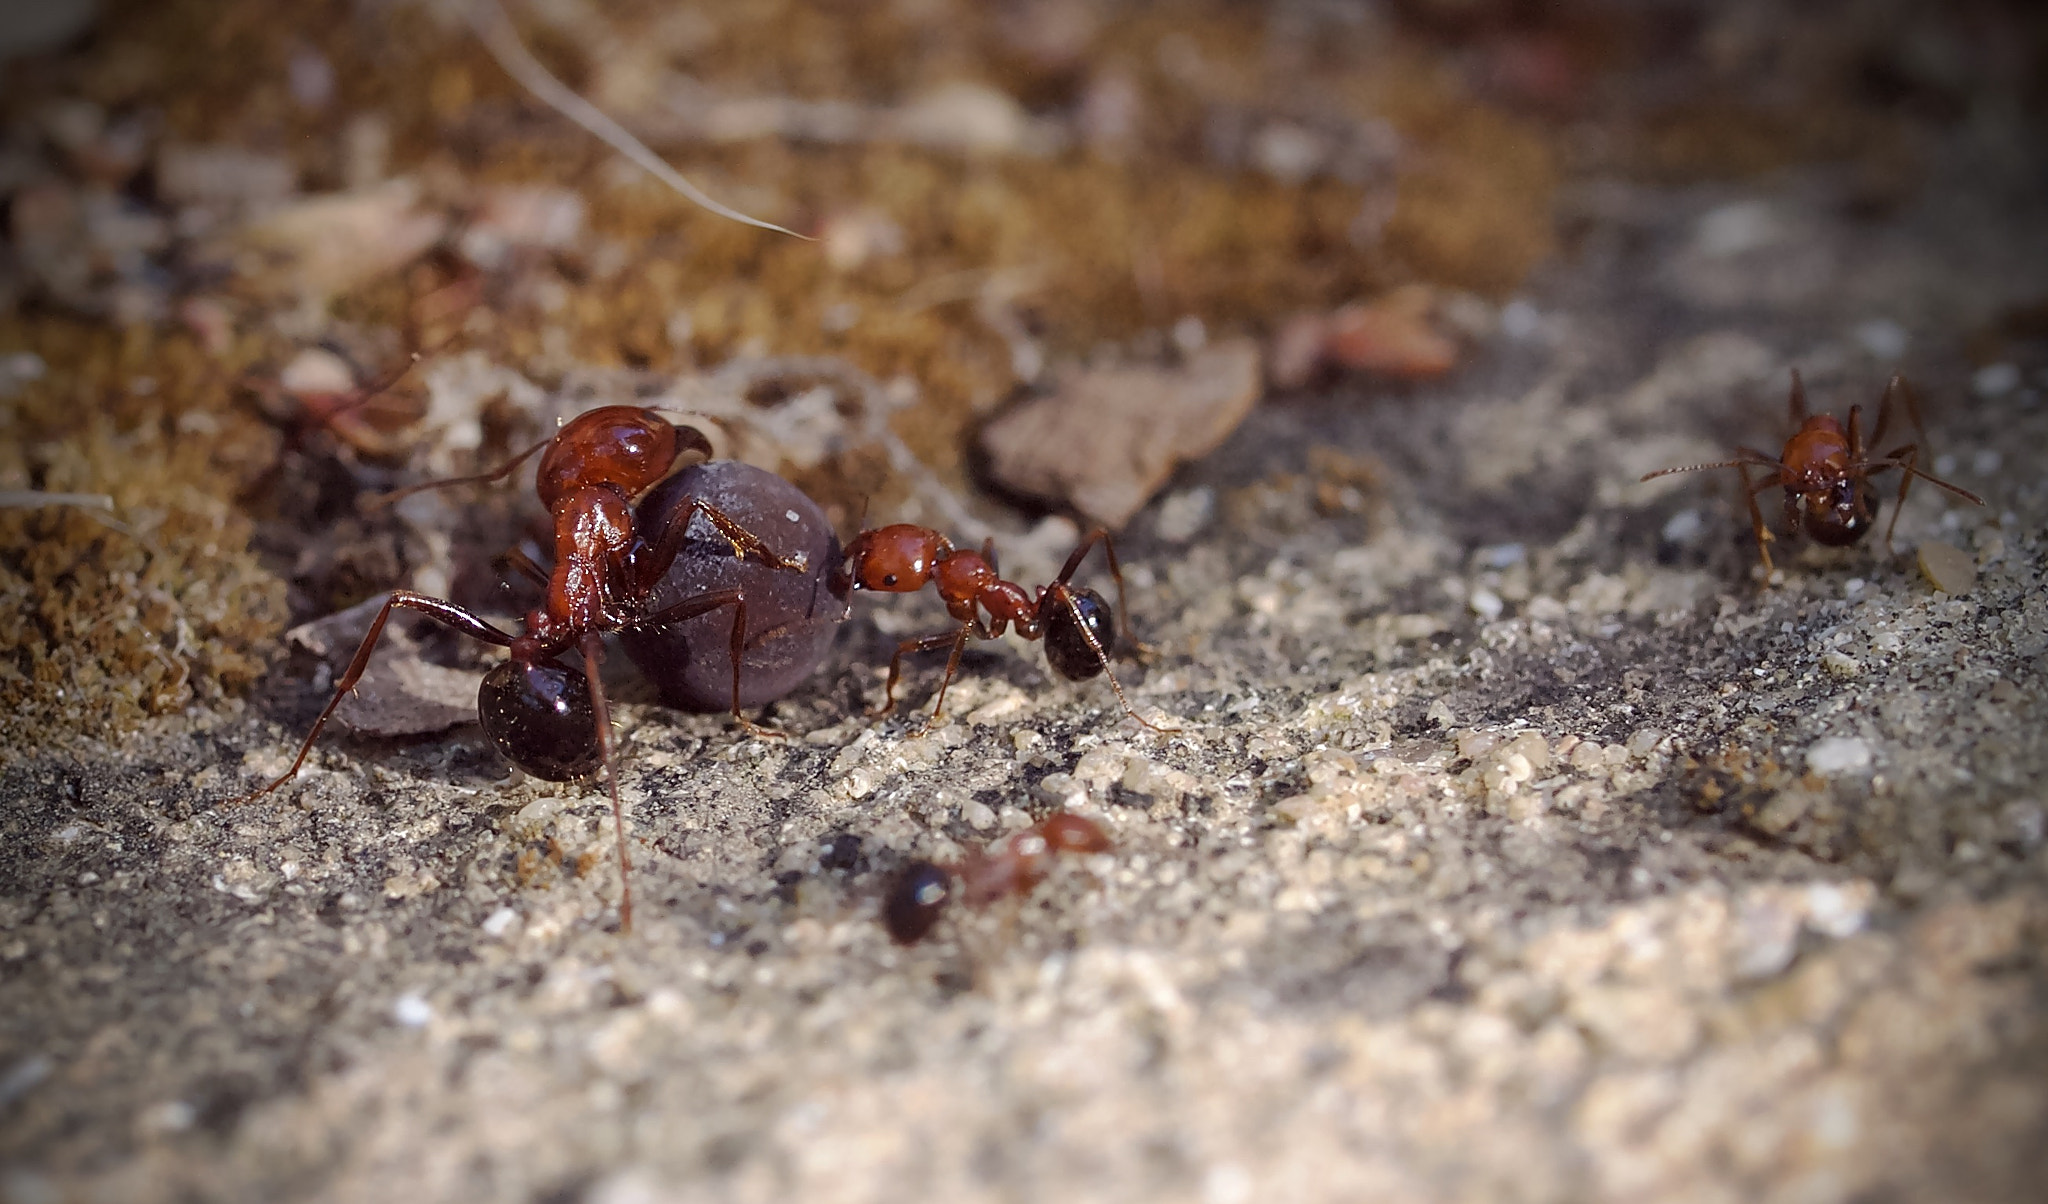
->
[
  {"left": 833, "top": 523, "right": 1173, "bottom": 733},
  {"left": 883, "top": 812, "right": 1112, "bottom": 944},
  {"left": 1642, "top": 370, "right": 1983, "bottom": 576},
  {"left": 233, "top": 404, "right": 818, "bottom": 932}
]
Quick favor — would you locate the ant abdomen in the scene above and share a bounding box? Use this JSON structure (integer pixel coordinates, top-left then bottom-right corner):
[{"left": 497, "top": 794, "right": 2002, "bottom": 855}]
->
[
  {"left": 883, "top": 860, "right": 954, "bottom": 944},
  {"left": 1043, "top": 587, "right": 1115, "bottom": 681},
  {"left": 478, "top": 660, "right": 601, "bottom": 781},
  {"left": 621, "top": 460, "right": 849, "bottom": 711}
]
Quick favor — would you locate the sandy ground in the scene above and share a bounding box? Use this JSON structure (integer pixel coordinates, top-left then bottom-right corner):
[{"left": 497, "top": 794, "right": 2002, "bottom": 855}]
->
[{"left": 6, "top": 18, "right": 2048, "bottom": 1204}]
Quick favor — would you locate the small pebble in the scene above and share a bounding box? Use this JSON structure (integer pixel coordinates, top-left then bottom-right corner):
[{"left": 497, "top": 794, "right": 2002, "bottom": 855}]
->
[
  {"left": 1971, "top": 362, "right": 2020, "bottom": 398},
  {"left": 1820, "top": 650, "right": 1860, "bottom": 679},
  {"left": 1469, "top": 587, "right": 1504, "bottom": 621},
  {"left": 1476, "top": 543, "right": 1526, "bottom": 569},
  {"left": 1456, "top": 730, "right": 1499, "bottom": 760},
  {"left": 1917, "top": 540, "right": 1976, "bottom": 594},
  {"left": 1806, "top": 737, "right": 1873, "bottom": 778},
  {"left": 1507, "top": 732, "right": 1551, "bottom": 772},
  {"left": 1660, "top": 508, "right": 1704, "bottom": 546},
  {"left": 1853, "top": 318, "right": 1908, "bottom": 360},
  {"left": 1499, "top": 299, "right": 1542, "bottom": 341},
  {"left": 1804, "top": 882, "right": 1872, "bottom": 939},
  {"left": 392, "top": 992, "right": 434, "bottom": 1028}
]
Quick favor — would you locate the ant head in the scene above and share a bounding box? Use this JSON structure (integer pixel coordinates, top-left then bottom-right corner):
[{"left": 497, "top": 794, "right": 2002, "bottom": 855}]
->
[
  {"left": 477, "top": 659, "right": 601, "bottom": 780},
  {"left": 1803, "top": 476, "right": 1877, "bottom": 547},
  {"left": 838, "top": 523, "right": 943, "bottom": 593},
  {"left": 536, "top": 406, "right": 701, "bottom": 509}
]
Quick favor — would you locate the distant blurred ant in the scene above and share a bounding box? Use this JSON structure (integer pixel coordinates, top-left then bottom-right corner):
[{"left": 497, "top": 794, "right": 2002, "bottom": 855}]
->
[
  {"left": 233, "top": 405, "right": 810, "bottom": 932},
  {"left": 883, "top": 812, "right": 1112, "bottom": 944},
  {"left": 1642, "top": 371, "right": 1983, "bottom": 576},
  {"left": 833, "top": 524, "right": 1172, "bottom": 733},
  {"left": 241, "top": 343, "right": 434, "bottom": 464}
]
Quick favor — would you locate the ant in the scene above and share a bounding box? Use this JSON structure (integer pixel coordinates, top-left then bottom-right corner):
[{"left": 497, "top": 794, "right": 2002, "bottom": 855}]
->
[
  {"left": 233, "top": 405, "right": 812, "bottom": 932},
  {"left": 883, "top": 812, "right": 1112, "bottom": 944},
  {"left": 832, "top": 524, "right": 1173, "bottom": 733},
  {"left": 1642, "top": 371, "right": 1983, "bottom": 576}
]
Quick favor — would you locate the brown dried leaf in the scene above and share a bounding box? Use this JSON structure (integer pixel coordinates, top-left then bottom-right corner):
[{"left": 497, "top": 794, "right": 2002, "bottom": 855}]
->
[
  {"left": 979, "top": 338, "right": 1263, "bottom": 528},
  {"left": 1325, "top": 286, "right": 1459, "bottom": 380}
]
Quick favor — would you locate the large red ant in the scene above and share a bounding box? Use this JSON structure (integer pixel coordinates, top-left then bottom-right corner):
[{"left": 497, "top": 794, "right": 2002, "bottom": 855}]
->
[
  {"left": 1642, "top": 371, "right": 1984, "bottom": 576},
  {"left": 883, "top": 812, "right": 1112, "bottom": 944},
  {"left": 233, "top": 405, "right": 813, "bottom": 932},
  {"left": 832, "top": 523, "right": 1173, "bottom": 733}
]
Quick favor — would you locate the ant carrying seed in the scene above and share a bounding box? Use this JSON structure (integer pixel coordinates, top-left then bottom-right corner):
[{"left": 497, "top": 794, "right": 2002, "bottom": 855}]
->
[
  {"left": 619, "top": 459, "right": 849, "bottom": 714},
  {"left": 833, "top": 523, "right": 1173, "bottom": 733},
  {"left": 883, "top": 812, "right": 1112, "bottom": 945},
  {"left": 233, "top": 404, "right": 812, "bottom": 932},
  {"left": 1642, "top": 371, "right": 1984, "bottom": 576}
]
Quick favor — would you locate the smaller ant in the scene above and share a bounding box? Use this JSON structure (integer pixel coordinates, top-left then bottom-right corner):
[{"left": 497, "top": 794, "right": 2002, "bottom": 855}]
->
[
  {"left": 883, "top": 812, "right": 1112, "bottom": 945},
  {"left": 833, "top": 524, "right": 1172, "bottom": 733},
  {"left": 1642, "top": 371, "right": 1983, "bottom": 576},
  {"left": 235, "top": 405, "right": 811, "bottom": 932}
]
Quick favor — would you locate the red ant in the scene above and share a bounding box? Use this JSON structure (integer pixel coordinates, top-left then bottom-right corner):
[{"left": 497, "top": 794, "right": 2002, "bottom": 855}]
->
[
  {"left": 242, "top": 343, "right": 435, "bottom": 464},
  {"left": 883, "top": 813, "right": 1112, "bottom": 944},
  {"left": 1642, "top": 371, "right": 1984, "bottom": 576},
  {"left": 832, "top": 524, "right": 1172, "bottom": 733},
  {"left": 233, "top": 405, "right": 811, "bottom": 932}
]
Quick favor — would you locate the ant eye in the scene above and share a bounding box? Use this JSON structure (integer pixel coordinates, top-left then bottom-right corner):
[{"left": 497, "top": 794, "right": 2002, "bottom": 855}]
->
[{"left": 882, "top": 574, "right": 898, "bottom": 587}]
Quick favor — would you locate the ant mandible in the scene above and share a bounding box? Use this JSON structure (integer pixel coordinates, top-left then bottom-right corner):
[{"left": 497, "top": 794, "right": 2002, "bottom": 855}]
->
[
  {"left": 832, "top": 523, "right": 1173, "bottom": 733},
  {"left": 1642, "top": 370, "right": 1984, "bottom": 576},
  {"left": 883, "top": 812, "right": 1112, "bottom": 944},
  {"left": 233, "top": 404, "right": 811, "bottom": 932}
]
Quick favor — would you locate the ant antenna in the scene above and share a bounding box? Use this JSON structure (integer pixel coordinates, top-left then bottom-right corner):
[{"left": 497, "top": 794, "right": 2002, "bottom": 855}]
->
[{"left": 365, "top": 435, "right": 554, "bottom": 510}]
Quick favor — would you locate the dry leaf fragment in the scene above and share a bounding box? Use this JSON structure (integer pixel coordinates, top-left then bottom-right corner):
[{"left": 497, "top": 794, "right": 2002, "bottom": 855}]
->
[
  {"left": 979, "top": 338, "right": 1263, "bottom": 527},
  {"left": 1917, "top": 540, "right": 1976, "bottom": 594},
  {"left": 227, "top": 178, "right": 447, "bottom": 302},
  {"left": 1324, "top": 285, "right": 1459, "bottom": 379}
]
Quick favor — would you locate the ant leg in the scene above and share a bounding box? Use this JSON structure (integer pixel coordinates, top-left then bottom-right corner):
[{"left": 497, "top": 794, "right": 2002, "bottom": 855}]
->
[
  {"left": 495, "top": 546, "right": 551, "bottom": 589},
  {"left": 1050, "top": 585, "right": 1178, "bottom": 733},
  {"left": 578, "top": 631, "right": 633, "bottom": 934},
  {"left": 913, "top": 625, "right": 979, "bottom": 737},
  {"left": 1879, "top": 441, "right": 1914, "bottom": 554},
  {"left": 1057, "top": 527, "right": 1152, "bottom": 656},
  {"left": 1787, "top": 369, "right": 1810, "bottom": 425},
  {"left": 1735, "top": 462, "right": 1779, "bottom": 576},
  {"left": 232, "top": 592, "right": 520, "bottom": 804},
  {"left": 874, "top": 627, "right": 973, "bottom": 721},
  {"left": 634, "top": 497, "right": 809, "bottom": 597},
  {"left": 1870, "top": 375, "right": 1931, "bottom": 454},
  {"left": 633, "top": 588, "right": 783, "bottom": 737},
  {"left": 1856, "top": 444, "right": 1987, "bottom": 553}
]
